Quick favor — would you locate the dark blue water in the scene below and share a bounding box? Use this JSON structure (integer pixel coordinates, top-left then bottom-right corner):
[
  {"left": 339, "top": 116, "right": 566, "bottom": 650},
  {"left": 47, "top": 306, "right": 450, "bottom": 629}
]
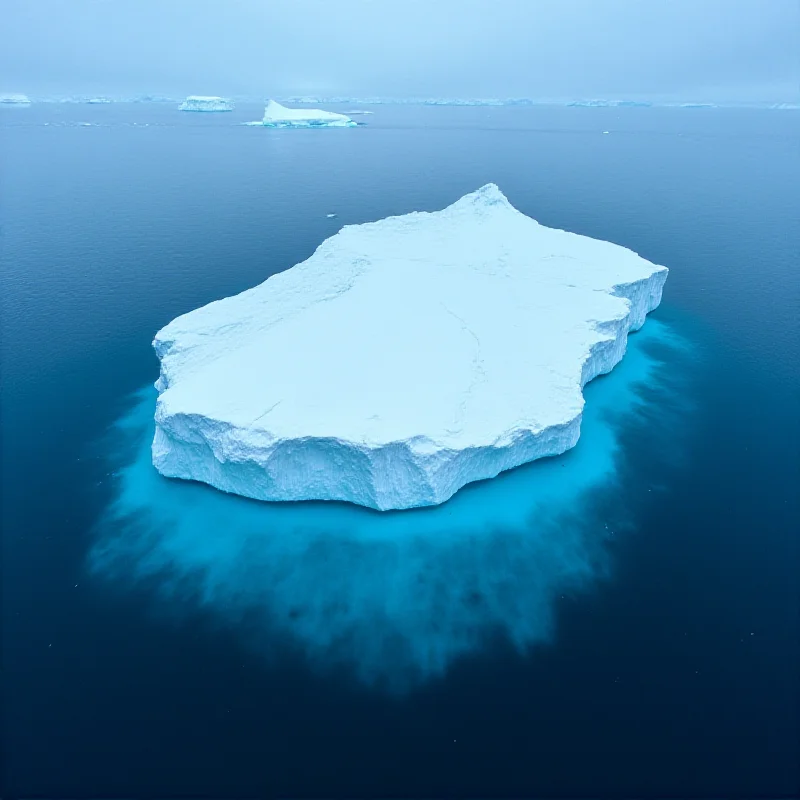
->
[{"left": 2, "top": 102, "right": 798, "bottom": 797}]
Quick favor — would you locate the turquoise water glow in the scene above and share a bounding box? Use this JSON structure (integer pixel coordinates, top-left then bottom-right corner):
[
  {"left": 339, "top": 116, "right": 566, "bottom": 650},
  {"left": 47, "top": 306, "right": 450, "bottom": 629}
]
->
[{"left": 91, "top": 318, "right": 691, "bottom": 689}]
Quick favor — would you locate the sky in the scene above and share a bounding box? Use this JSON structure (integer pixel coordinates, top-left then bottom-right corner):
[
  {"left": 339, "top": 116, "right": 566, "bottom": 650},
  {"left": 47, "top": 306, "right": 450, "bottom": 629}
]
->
[{"left": 2, "top": 0, "right": 799, "bottom": 101}]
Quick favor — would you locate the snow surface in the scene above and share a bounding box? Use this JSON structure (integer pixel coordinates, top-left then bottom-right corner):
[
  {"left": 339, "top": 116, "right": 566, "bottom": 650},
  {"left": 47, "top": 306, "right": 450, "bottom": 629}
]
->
[
  {"left": 0, "top": 93, "right": 31, "bottom": 104},
  {"left": 254, "top": 99, "right": 356, "bottom": 127},
  {"left": 152, "top": 184, "right": 668, "bottom": 510},
  {"left": 179, "top": 95, "right": 234, "bottom": 112}
]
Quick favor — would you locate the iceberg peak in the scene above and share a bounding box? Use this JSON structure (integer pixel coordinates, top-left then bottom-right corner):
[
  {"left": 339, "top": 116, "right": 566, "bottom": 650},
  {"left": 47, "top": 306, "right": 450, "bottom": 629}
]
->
[{"left": 455, "top": 183, "right": 512, "bottom": 210}]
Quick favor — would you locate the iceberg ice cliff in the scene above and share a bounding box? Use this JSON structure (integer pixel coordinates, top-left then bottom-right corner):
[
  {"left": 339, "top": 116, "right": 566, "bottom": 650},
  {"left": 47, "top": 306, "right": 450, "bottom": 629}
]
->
[
  {"left": 253, "top": 99, "right": 356, "bottom": 128},
  {"left": 179, "top": 95, "right": 234, "bottom": 112},
  {"left": 152, "top": 185, "right": 668, "bottom": 510}
]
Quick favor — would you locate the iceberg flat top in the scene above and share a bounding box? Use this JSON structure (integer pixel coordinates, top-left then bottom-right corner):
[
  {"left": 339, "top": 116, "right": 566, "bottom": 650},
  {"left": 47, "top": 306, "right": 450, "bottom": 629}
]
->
[
  {"left": 153, "top": 185, "right": 667, "bottom": 510},
  {"left": 257, "top": 99, "right": 356, "bottom": 127}
]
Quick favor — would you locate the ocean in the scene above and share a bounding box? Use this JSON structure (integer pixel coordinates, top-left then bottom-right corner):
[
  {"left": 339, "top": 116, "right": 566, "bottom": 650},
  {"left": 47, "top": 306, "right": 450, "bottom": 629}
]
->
[{"left": 2, "top": 101, "right": 798, "bottom": 797}]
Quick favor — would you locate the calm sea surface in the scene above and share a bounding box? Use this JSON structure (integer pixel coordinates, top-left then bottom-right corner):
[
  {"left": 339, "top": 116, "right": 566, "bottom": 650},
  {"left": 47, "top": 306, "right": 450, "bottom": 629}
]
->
[{"left": 2, "top": 102, "right": 798, "bottom": 797}]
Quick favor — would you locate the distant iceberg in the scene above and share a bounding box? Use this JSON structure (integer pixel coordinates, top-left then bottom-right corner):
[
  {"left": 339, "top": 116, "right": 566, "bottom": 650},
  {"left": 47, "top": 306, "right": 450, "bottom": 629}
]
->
[
  {"left": 567, "top": 99, "right": 614, "bottom": 107},
  {"left": 279, "top": 96, "right": 659, "bottom": 108},
  {"left": 422, "top": 97, "right": 506, "bottom": 106},
  {"left": 179, "top": 95, "right": 234, "bottom": 112},
  {"left": 678, "top": 102, "right": 717, "bottom": 109},
  {"left": 152, "top": 184, "right": 667, "bottom": 511},
  {"left": 567, "top": 99, "right": 651, "bottom": 108},
  {"left": 250, "top": 99, "right": 357, "bottom": 128},
  {"left": 0, "top": 93, "right": 31, "bottom": 105},
  {"left": 771, "top": 103, "right": 800, "bottom": 110},
  {"left": 133, "top": 94, "right": 175, "bottom": 103},
  {"left": 86, "top": 97, "right": 112, "bottom": 104},
  {"left": 283, "top": 96, "right": 536, "bottom": 107}
]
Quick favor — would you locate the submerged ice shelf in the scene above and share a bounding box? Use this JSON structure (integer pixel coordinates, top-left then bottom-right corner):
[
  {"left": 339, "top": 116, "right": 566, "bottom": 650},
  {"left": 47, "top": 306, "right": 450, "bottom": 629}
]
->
[{"left": 152, "top": 185, "right": 668, "bottom": 510}]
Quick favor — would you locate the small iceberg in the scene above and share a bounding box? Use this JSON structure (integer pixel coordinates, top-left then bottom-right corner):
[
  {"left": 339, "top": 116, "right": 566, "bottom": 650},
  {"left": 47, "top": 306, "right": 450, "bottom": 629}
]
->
[
  {"left": 0, "top": 93, "right": 31, "bottom": 105},
  {"left": 326, "top": 213, "right": 337, "bottom": 218},
  {"left": 179, "top": 95, "right": 234, "bottom": 112},
  {"left": 134, "top": 94, "right": 175, "bottom": 103},
  {"left": 86, "top": 97, "right": 112, "bottom": 104},
  {"left": 567, "top": 99, "right": 652, "bottom": 108},
  {"left": 250, "top": 99, "right": 357, "bottom": 128},
  {"left": 567, "top": 99, "right": 614, "bottom": 107}
]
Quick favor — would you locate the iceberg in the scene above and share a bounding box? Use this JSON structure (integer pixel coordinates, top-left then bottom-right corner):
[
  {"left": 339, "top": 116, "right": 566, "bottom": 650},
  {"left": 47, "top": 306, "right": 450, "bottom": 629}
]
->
[
  {"left": 133, "top": 94, "right": 175, "bottom": 103},
  {"left": 567, "top": 99, "right": 651, "bottom": 108},
  {"left": 152, "top": 185, "right": 667, "bottom": 510},
  {"left": 179, "top": 95, "right": 234, "bottom": 112},
  {"left": 254, "top": 99, "right": 356, "bottom": 128},
  {"left": 0, "top": 93, "right": 31, "bottom": 105},
  {"left": 567, "top": 99, "right": 614, "bottom": 107}
]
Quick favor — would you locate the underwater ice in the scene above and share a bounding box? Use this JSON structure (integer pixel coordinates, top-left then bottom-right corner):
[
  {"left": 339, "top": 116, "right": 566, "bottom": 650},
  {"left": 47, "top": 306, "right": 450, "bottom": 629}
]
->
[
  {"left": 95, "top": 318, "right": 690, "bottom": 689},
  {"left": 179, "top": 95, "right": 234, "bottom": 112},
  {"left": 152, "top": 185, "right": 668, "bottom": 510},
  {"left": 252, "top": 99, "right": 357, "bottom": 128}
]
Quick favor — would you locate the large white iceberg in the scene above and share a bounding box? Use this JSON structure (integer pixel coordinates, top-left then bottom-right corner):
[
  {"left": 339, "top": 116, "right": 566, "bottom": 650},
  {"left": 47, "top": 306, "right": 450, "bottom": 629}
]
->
[
  {"left": 179, "top": 95, "right": 234, "bottom": 112},
  {"left": 0, "top": 93, "right": 31, "bottom": 105},
  {"left": 152, "top": 185, "right": 667, "bottom": 510},
  {"left": 254, "top": 99, "right": 356, "bottom": 128}
]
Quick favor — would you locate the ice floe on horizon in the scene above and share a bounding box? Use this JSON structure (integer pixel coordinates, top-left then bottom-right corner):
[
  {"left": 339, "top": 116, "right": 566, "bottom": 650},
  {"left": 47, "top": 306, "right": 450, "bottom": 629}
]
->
[
  {"left": 0, "top": 93, "right": 31, "bottom": 105},
  {"left": 179, "top": 95, "right": 235, "bottom": 112}
]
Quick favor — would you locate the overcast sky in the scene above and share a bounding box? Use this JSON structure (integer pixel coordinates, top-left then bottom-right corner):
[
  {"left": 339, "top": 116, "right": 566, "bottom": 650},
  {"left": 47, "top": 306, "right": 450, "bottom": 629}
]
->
[{"left": 3, "top": 0, "right": 798, "bottom": 101}]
